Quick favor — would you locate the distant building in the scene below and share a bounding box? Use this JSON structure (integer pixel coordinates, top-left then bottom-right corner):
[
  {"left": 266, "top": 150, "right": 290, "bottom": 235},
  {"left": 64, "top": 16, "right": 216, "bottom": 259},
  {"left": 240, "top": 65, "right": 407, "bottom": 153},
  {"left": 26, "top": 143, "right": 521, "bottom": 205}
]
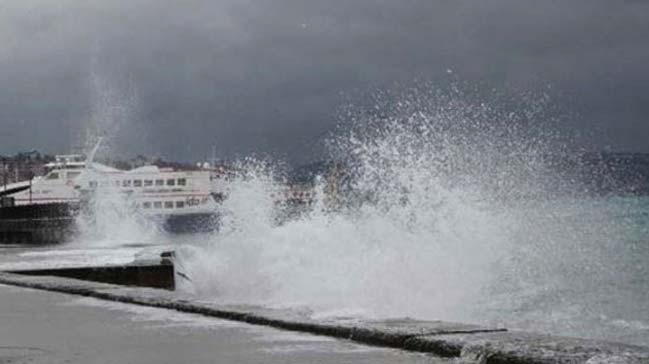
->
[{"left": 1, "top": 151, "right": 53, "bottom": 186}]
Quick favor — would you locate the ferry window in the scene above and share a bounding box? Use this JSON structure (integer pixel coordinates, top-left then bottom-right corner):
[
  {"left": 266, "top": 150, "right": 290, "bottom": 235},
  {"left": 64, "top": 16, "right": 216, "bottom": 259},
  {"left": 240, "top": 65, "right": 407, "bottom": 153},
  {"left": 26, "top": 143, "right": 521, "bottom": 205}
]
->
[
  {"left": 143, "top": 202, "right": 151, "bottom": 209},
  {"left": 166, "top": 179, "right": 175, "bottom": 186},
  {"left": 177, "top": 178, "right": 187, "bottom": 186},
  {"left": 144, "top": 180, "right": 153, "bottom": 187},
  {"left": 114, "top": 180, "right": 121, "bottom": 187},
  {"left": 155, "top": 179, "right": 164, "bottom": 186},
  {"left": 67, "top": 172, "right": 81, "bottom": 179},
  {"left": 176, "top": 201, "right": 185, "bottom": 208},
  {"left": 154, "top": 201, "right": 162, "bottom": 209},
  {"left": 122, "top": 180, "right": 131, "bottom": 187},
  {"left": 46, "top": 172, "right": 59, "bottom": 180},
  {"left": 133, "top": 180, "right": 142, "bottom": 187},
  {"left": 164, "top": 201, "right": 174, "bottom": 209},
  {"left": 89, "top": 181, "right": 98, "bottom": 188}
]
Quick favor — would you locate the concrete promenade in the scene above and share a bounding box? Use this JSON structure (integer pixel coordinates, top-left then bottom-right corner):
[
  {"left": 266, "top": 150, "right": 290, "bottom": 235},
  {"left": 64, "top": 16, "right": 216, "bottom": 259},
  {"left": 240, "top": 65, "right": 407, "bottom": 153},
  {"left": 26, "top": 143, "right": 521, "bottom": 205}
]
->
[
  {"left": 1, "top": 272, "right": 648, "bottom": 364},
  {"left": 0, "top": 283, "right": 445, "bottom": 364}
]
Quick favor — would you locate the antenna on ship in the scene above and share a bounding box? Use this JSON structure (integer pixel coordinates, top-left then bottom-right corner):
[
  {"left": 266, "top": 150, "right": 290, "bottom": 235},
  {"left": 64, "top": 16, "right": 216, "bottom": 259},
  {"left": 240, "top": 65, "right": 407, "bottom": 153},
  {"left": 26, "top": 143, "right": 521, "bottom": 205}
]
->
[
  {"left": 211, "top": 145, "right": 217, "bottom": 168},
  {"left": 86, "top": 137, "right": 103, "bottom": 169},
  {"left": 79, "top": 137, "right": 103, "bottom": 188}
]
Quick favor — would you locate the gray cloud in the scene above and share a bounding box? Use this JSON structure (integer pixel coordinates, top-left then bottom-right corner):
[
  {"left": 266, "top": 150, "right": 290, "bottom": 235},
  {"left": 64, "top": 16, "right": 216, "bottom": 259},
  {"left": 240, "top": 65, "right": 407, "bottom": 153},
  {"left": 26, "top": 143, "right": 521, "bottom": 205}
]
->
[{"left": 1, "top": 0, "right": 648, "bottom": 162}]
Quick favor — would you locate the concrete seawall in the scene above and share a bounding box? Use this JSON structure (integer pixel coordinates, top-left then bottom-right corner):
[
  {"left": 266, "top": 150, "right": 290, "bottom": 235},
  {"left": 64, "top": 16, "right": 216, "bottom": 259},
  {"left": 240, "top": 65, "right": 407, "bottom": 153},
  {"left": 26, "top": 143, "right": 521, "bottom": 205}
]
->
[
  {"left": 0, "top": 271, "right": 647, "bottom": 363},
  {"left": 9, "top": 264, "right": 175, "bottom": 290}
]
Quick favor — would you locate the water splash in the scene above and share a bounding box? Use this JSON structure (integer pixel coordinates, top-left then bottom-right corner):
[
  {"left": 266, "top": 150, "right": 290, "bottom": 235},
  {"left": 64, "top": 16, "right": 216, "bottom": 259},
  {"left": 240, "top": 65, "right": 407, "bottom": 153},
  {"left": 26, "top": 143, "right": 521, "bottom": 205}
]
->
[
  {"left": 69, "top": 71, "right": 162, "bottom": 248},
  {"left": 177, "top": 85, "right": 646, "bottom": 345},
  {"left": 73, "top": 187, "right": 164, "bottom": 247},
  {"left": 178, "top": 89, "right": 547, "bottom": 311},
  {"left": 81, "top": 70, "right": 139, "bottom": 153}
]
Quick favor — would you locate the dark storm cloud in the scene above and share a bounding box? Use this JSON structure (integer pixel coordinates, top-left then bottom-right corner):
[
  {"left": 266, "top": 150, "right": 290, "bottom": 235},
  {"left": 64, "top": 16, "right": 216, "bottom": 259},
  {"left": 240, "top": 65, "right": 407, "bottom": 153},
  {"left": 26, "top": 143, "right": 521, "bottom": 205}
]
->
[{"left": 1, "top": 0, "right": 648, "bottom": 162}]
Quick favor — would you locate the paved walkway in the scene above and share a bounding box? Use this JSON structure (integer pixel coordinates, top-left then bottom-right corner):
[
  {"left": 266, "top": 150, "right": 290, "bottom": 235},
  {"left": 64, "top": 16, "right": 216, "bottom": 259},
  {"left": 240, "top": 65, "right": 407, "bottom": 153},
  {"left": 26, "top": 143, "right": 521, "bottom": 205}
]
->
[{"left": 0, "top": 284, "right": 445, "bottom": 364}]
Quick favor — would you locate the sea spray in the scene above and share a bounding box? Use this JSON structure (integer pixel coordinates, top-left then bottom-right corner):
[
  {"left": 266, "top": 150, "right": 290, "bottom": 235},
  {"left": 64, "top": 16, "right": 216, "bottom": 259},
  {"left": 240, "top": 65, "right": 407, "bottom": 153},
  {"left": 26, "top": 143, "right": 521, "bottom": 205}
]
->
[
  {"left": 81, "top": 69, "right": 140, "bottom": 153},
  {"left": 176, "top": 86, "right": 579, "bottom": 321},
  {"left": 175, "top": 86, "right": 649, "bottom": 345},
  {"left": 73, "top": 184, "right": 163, "bottom": 247},
  {"left": 69, "top": 71, "right": 163, "bottom": 247}
]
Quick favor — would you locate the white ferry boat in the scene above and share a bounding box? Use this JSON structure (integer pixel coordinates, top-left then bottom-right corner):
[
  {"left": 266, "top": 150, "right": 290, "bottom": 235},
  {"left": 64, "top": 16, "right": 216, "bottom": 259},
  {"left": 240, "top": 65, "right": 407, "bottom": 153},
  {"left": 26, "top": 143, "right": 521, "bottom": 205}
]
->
[{"left": 1, "top": 143, "right": 221, "bottom": 231}]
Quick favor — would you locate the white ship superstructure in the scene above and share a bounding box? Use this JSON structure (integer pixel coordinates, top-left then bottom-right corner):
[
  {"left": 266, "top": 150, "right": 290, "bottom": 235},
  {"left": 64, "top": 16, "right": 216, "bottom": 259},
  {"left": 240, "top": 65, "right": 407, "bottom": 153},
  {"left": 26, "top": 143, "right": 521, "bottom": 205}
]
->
[
  {"left": 75, "top": 165, "right": 217, "bottom": 216},
  {"left": 3, "top": 149, "right": 219, "bottom": 218},
  {"left": 4, "top": 154, "right": 87, "bottom": 205}
]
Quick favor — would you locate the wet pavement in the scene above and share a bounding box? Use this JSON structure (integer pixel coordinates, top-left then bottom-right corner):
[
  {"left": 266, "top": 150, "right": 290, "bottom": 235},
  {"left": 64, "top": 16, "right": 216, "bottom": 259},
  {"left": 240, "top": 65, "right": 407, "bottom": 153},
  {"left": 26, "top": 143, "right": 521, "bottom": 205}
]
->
[
  {"left": 0, "top": 284, "right": 449, "bottom": 364},
  {"left": 0, "top": 242, "right": 166, "bottom": 271}
]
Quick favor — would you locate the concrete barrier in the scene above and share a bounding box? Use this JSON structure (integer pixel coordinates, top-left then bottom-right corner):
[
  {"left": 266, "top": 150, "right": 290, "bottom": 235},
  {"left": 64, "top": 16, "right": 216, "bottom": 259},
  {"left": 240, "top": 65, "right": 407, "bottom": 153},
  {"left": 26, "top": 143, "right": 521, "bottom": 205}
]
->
[
  {"left": 0, "top": 271, "right": 647, "bottom": 364},
  {"left": 10, "top": 264, "right": 175, "bottom": 290}
]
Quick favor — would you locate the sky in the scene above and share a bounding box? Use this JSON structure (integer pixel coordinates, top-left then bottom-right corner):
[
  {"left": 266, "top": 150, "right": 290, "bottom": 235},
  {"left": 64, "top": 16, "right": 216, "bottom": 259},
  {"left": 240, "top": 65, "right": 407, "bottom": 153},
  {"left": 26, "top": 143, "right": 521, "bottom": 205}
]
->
[{"left": 1, "top": 0, "right": 648, "bottom": 163}]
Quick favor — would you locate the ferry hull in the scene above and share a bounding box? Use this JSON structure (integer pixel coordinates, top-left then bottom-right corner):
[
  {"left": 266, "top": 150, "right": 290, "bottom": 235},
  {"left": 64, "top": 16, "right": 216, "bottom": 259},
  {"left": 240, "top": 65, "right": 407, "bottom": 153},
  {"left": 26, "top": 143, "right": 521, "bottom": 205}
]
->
[
  {"left": 0, "top": 202, "right": 218, "bottom": 244},
  {"left": 0, "top": 203, "right": 78, "bottom": 244},
  {"left": 162, "top": 212, "right": 219, "bottom": 234}
]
